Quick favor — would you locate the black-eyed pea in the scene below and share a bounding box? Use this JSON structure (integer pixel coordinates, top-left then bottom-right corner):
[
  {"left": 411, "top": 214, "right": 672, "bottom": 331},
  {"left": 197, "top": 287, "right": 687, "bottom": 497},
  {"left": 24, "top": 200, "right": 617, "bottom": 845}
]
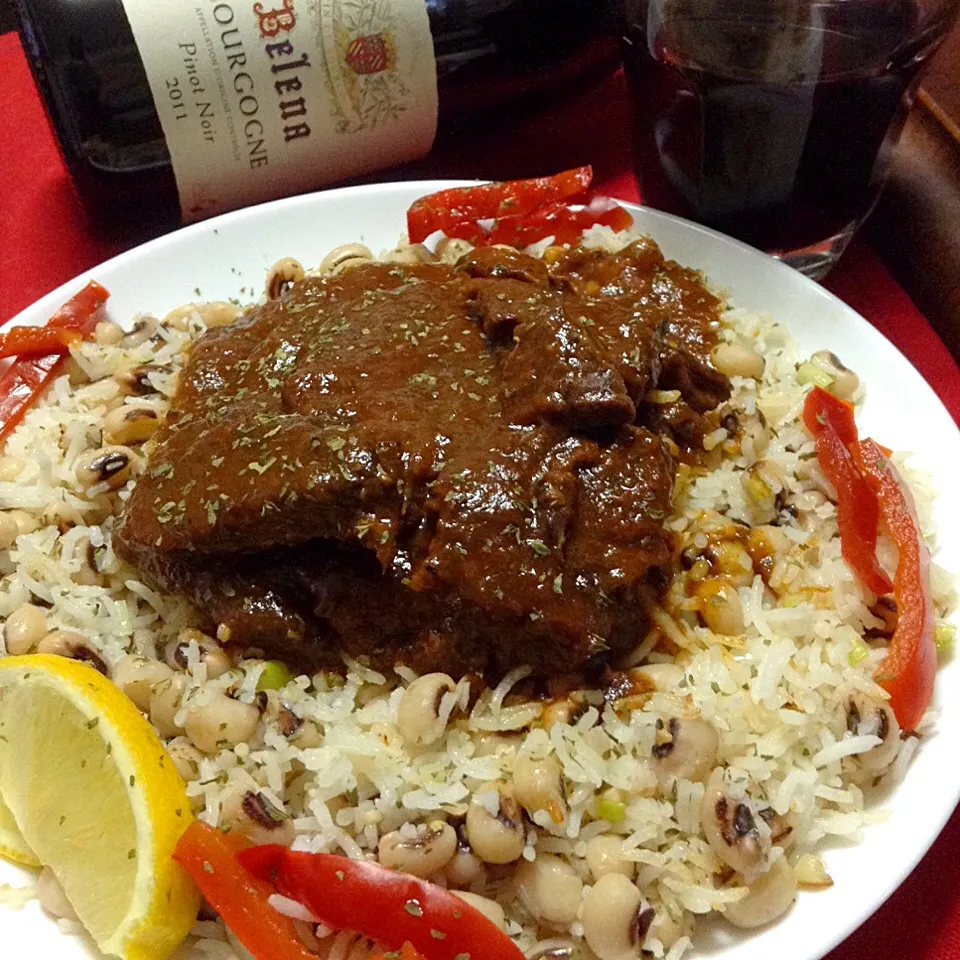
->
[
  {"left": 39, "top": 499, "right": 69, "bottom": 533},
  {"left": 121, "top": 315, "right": 159, "bottom": 348},
  {"left": 585, "top": 834, "right": 636, "bottom": 881},
  {"left": 712, "top": 341, "right": 765, "bottom": 380},
  {"left": 36, "top": 631, "right": 107, "bottom": 673},
  {"left": 290, "top": 718, "right": 322, "bottom": 748},
  {"left": 0, "top": 454, "right": 24, "bottom": 482},
  {"left": 110, "top": 654, "right": 174, "bottom": 712},
  {"left": 264, "top": 697, "right": 301, "bottom": 737},
  {"left": 102, "top": 404, "right": 160, "bottom": 445},
  {"left": 93, "top": 320, "right": 124, "bottom": 347},
  {"left": 72, "top": 536, "right": 105, "bottom": 587},
  {"left": 165, "top": 302, "right": 242, "bottom": 331},
  {"left": 542, "top": 695, "right": 587, "bottom": 731},
  {"left": 651, "top": 717, "right": 719, "bottom": 787},
  {"left": 465, "top": 781, "right": 526, "bottom": 864},
  {"left": 513, "top": 754, "right": 566, "bottom": 823},
  {"left": 102, "top": 392, "right": 126, "bottom": 415},
  {"left": 811, "top": 350, "right": 859, "bottom": 401},
  {"left": 742, "top": 414, "right": 771, "bottom": 457},
  {"left": 8, "top": 509, "right": 39, "bottom": 536},
  {"left": 845, "top": 693, "right": 900, "bottom": 772},
  {"left": 581, "top": 873, "right": 654, "bottom": 960},
  {"left": 165, "top": 628, "right": 232, "bottom": 680},
  {"left": 76, "top": 446, "right": 140, "bottom": 491},
  {"left": 200, "top": 301, "right": 243, "bottom": 328},
  {"left": 746, "top": 525, "right": 791, "bottom": 581},
  {"left": 761, "top": 807, "right": 796, "bottom": 850},
  {"left": 450, "top": 891, "right": 506, "bottom": 931},
  {"left": 149, "top": 674, "right": 189, "bottom": 738},
  {"left": 29, "top": 626, "right": 99, "bottom": 664},
  {"left": 198, "top": 641, "right": 233, "bottom": 680},
  {"left": 165, "top": 736, "right": 204, "bottom": 782},
  {"left": 3, "top": 603, "right": 48, "bottom": 655},
  {"left": 0, "top": 512, "right": 20, "bottom": 551},
  {"left": 434, "top": 237, "right": 473, "bottom": 262},
  {"left": 266, "top": 257, "right": 306, "bottom": 298},
  {"left": 114, "top": 364, "right": 166, "bottom": 397},
  {"left": 648, "top": 910, "right": 687, "bottom": 950},
  {"left": 694, "top": 577, "right": 744, "bottom": 636},
  {"left": 162, "top": 304, "right": 200, "bottom": 332},
  {"left": 74, "top": 495, "right": 114, "bottom": 530},
  {"left": 515, "top": 854, "right": 583, "bottom": 925},
  {"left": 396, "top": 672, "right": 456, "bottom": 747},
  {"left": 724, "top": 857, "right": 797, "bottom": 929},
  {"left": 317, "top": 245, "right": 372, "bottom": 277},
  {"left": 220, "top": 785, "right": 295, "bottom": 846},
  {"left": 700, "top": 770, "right": 768, "bottom": 877},
  {"left": 377, "top": 821, "right": 457, "bottom": 877},
  {"left": 382, "top": 244, "right": 434, "bottom": 266},
  {"left": 184, "top": 692, "right": 259, "bottom": 754},
  {"left": 711, "top": 539, "right": 755, "bottom": 588}
]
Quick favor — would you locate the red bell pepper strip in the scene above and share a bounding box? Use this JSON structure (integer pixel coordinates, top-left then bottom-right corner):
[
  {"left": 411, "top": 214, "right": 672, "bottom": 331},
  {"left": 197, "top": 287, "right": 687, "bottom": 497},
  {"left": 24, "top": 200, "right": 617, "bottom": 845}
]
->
[
  {"left": 0, "top": 327, "right": 81, "bottom": 360},
  {"left": 441, "top": 219, "right": 489, "bottom": 244},
  {"left": 27, "top": 279, "right": 109, "bottom": 335},
  {"left": 407, "top": 166, "right": 593, "bottom": 243},
  {"left": 853, "top": 440, "right": 936, "bottom": 731},
  {"left": 173, "top": 821, "right": 318, "bottom": 960},
  {"left": 489, "top": 200, "right": 633, "bottom": 247},
  {"left": 0, "top": 281, "right": 109, "bottom": 445},
  {"left": 442, "top": 200, "right": 633, "bottom": 248},
  {"left": 804, "top": 386, "right": 858, "bottom": 445},
  {"left": 240, "top": 845, "right": 526, "bottom": 960},
  {"left": 803, "top": 387, "right": 892, "bottom": 596}
]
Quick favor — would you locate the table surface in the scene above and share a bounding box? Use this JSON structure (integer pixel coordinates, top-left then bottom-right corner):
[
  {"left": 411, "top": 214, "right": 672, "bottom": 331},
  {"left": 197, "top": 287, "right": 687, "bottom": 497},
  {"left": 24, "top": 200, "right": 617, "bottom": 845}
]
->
[{"left": 2, "top": 27, "right": 960, "bottom": 960}]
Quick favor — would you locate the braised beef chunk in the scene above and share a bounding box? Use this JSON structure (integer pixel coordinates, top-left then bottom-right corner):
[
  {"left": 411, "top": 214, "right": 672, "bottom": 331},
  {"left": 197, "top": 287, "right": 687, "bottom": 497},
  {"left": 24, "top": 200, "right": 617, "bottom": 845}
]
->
[
  {"left": 115, "top": 241, "right": 729, "bottom": 681},
  {"left": 502, "top": 307, "right": 637, "bottom": 429}
]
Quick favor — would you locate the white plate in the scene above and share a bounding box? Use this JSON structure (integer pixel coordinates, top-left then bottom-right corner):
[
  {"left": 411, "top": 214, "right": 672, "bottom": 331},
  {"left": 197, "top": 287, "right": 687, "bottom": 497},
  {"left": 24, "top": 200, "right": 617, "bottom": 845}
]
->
[{"left": 1, "top": 182, "right": 958, "bottom": 960}]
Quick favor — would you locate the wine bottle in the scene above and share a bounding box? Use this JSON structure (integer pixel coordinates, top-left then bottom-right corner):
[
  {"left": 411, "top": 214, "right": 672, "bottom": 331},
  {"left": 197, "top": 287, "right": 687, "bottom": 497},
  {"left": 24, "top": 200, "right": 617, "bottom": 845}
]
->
[{"left": 13, "top": 0, "right": 620, "bottom": 232}]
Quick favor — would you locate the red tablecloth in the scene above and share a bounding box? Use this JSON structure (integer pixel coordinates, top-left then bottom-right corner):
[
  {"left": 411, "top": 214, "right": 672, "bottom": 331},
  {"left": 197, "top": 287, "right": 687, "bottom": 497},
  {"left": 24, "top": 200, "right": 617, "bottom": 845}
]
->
[{"left": 1, "top": 28, "right": 959, "bottom": 960}]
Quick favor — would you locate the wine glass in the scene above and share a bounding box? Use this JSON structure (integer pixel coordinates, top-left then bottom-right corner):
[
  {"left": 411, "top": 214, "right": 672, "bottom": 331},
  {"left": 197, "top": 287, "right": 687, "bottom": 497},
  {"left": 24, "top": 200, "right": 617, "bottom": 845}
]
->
[{"left": 621, "top": 0, "right": 960, "bottom": 278}]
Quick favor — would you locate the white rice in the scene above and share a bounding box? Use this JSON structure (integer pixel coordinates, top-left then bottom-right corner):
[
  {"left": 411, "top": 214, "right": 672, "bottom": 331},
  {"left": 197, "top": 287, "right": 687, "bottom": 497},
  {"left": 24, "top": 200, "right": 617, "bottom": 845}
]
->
[{"left": 0, "top": 227, "right": 955, "bottom": 960}]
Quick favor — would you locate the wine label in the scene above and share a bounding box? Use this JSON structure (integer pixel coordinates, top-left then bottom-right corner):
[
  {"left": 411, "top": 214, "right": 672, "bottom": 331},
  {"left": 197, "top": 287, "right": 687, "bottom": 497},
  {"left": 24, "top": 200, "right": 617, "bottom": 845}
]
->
[{"left": 119, "top": 0, "right": 439, "bottom": 221}]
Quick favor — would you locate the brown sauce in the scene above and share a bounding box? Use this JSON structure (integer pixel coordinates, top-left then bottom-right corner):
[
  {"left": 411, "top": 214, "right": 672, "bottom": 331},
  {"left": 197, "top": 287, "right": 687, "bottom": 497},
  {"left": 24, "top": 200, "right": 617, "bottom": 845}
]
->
[{"left": 115, "top": 239, "right": 729, "bottom": 685}]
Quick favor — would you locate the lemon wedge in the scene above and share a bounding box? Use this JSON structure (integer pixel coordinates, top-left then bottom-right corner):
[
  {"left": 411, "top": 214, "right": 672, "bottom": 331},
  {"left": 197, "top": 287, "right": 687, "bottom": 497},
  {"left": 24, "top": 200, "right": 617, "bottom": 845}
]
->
[
  {"left": 0, "top": 655, "right": 200, "bottom": 959},
  {"left": 0, "top": 791, "right": 40, "bottom": 866}
]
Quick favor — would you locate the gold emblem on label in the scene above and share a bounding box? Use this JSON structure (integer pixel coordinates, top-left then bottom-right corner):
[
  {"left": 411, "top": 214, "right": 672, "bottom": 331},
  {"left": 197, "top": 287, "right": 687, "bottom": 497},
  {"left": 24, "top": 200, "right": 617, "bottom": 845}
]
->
[{"left": 313, "top": 0, "right": 410, "bottom": 133}]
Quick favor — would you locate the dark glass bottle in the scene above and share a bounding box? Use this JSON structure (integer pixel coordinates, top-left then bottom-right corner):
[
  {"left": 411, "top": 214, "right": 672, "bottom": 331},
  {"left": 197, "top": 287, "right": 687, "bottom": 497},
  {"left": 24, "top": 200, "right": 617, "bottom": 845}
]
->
[{"left": 13, "top": 0, "right": 619, "bottom": 233}]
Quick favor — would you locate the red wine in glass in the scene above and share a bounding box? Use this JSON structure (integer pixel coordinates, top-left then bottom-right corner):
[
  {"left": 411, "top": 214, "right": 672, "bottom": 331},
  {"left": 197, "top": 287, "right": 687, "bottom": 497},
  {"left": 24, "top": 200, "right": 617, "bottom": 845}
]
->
[{"left": 621, "top": 0, "right": 959, "bottom": 277}]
